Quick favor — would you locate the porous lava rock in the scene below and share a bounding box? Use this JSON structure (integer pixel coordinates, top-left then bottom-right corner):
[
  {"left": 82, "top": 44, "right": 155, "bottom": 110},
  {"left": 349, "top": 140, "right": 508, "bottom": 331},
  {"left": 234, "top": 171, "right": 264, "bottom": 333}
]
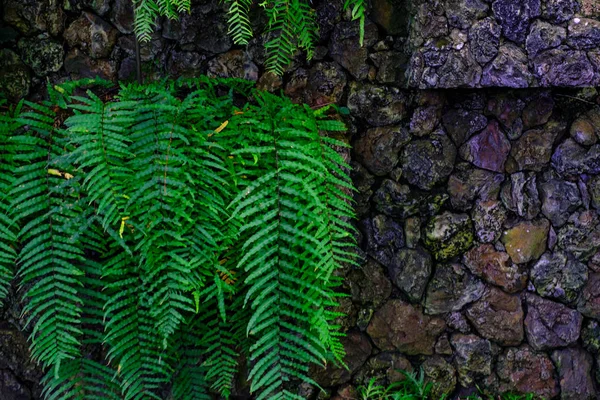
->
[
  {"left": 424, "top": 263, "right": 485, "bottom": 315},
  {"left": 367, "top": 300, "right": 446, "bottom": 355},
  {"left": 466, "top": 286, "right": 524, "bottom": 346},
  {"left": 524, "top": 293, "right": 583, "bottom": 350}
]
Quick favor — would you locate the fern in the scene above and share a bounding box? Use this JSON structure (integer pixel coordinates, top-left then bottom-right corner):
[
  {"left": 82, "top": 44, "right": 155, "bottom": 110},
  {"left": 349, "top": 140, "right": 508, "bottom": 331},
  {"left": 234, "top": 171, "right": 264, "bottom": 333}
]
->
[
  {"left": 0, "top": 100, "right": 21, "bottom": 305},
  {"left": 225, "top": 0, "right": 254, "bottom": 45},
  {"left": 0, "top": 77, "right": 356, "bottom": 400},
  {"left": 131, "top": 0, "right": 365, "bottom": 75},
  {"left": 343, "top": 0, "right": 366, "bottom": 45}
]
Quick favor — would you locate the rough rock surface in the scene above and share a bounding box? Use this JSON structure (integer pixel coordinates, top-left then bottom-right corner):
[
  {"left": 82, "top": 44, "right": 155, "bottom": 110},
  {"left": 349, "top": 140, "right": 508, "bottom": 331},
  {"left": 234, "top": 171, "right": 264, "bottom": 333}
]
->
[
  {"left": 367, "top": 300, "right": 446, "bottom": 355},
  {"left": 551, "top": 347, "right": 596, "bottom": 400},
  {"left": 524, "top": 294, "right": 583, "bottom": 350},
  {"left": 496, "top": 346, "right": 559, "bottom": 399},
  {"left": 463, "top": 244, "right": 527, "bottom": 293},
  {"left": 501, "top": 219, "right": 550, "bottom": 264},
  {"left": 459, "top": 121, "right": 511, "bottom": 172},
  {"left": 388, "top": 248, "right": 432, "bottom": 302},
  {"left": 353, "top": 126, "right": 410, "bottom": 176},
  {"left": 450, "top": 334, "right": 492, "bottom": 386},
  {"left": 400, "top": 130, "right": 457, "bottom": 190},
  {"left": 531, "top": 251, "right": 588, "bottom": 304},
  {"left": 466, "top": 287, "right": 524, "bottom": 346},
  {"left": 422, "top": 356, "right": 457, "bottom": 399},
  {"left": 424, "top": 263, "right": 485, "bottom": 315},
  {"left": 424, "top": 212, "right": 474, "bottom": 260}
]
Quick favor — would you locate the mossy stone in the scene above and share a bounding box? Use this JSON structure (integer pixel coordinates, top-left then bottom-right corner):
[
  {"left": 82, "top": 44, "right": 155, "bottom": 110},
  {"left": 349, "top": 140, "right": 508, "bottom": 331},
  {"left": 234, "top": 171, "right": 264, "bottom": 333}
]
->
[{"left": 424, "top": 212, "right": 474, "bottom": 260}]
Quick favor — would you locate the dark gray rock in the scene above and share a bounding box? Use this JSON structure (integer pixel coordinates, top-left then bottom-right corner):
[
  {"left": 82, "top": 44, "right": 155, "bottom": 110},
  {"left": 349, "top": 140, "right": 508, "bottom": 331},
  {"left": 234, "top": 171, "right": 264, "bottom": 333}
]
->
[
  {"left": 543, "top": 0, "right": 580, "bottom": 23},
  {"left": 496, "top": 346, "right": 559, "bottom": 399},
  {"left": 522, "top": 92, "right": 555, "bottom": 129},
  {"left": 404, "top": 217, "right": 421, "bottom": 249},
  {"left": 450, "top": 334, "right": 493, "bottom": 386},
  {"left": 469, "top": 17, "right": 501, "bottom": 64},
  {"left": 463, "top": 244, "right": 528, "bottom": 293},
  {"left": 64, "top": 48, "right": 115, "bottom": 80},
  {"left": 466, "top": 286, "right": 524, "bottom": 346},
  {"left": 110, "top": 0, "right": 134, "bottom": 34},
  {"left": 424, "top": 211, "right": 474, "bottom": 261},
  {"left": 557, "top": 211, "right": 600, "bottom": 261},
  {"left": 410, "top": 106, "right": 442, "bottom": 137},
  {"left": 568, "top": 17, "right": 600, "bottom": 50},
  {"left": 459, "top": 120, "right": 511, "bottom": 172},
  {"left": 412, "top": 3, "right": 449, "bottom": 42},
  {"left": 485, "top": 93, "right": 525, "bottom": 138},
  {"left": 167, "top": 51, "right": 205, "bottom": 77},
  {"left": 448, "top": 166, "right": 504, "bottom": 211},
  {"left": 552, "top": 139, "right": 600, "bottom": 176},
  {"left": 472, "top": 200, "right": 507, "bottom": 243},
  {"left": 446, "top": 311, "right": 471, "bottom": 333},
  {"left": 3, "top": 0, "right": 65, "bottom": 36},
  {"left": 370, "top": 51, "right": 410, "bottom": 85},
  {"left": 0, "top": 49, "right": 30, "bottom": 101},
  {"left": 69, "top": 0, "right": 110, "bottom": 15},
  {"left": 500, "top": 172, "right": 541, "bottom": 220},
  {"left": 352, "top": 352, "right": 413, "bottom": 386},
  {"left": 582, "top": 319, "right": 600, "bottom": 354},
  {"left": 442, "top": 108, "right": 487, "bottom": 146},
  {"left": 17, "top": 35, "right": 63, "bottom": 77},
  {"left": 481, "top": 44, "right": 532, "bottom": 88},
  {"left": 304, "top": 62, "right": 347, "bottom": 107},
  {"left": 367, "top": 300, "right": 446, "bottom": 355},
  {"left": 389, "top": 247, "right": 432, "bottom": 302},
  {"left": 329, "top": 21, "right": 378, "bottom": 80},
  {"left": 579, "top": 273, "right": 600, "bottom": 319},
  {"left": 116, "top": 33, "right": 164, "bottom": 62},
  {"left": 353, "top": 126, "right": 410, "bottom": 176},
  {"left": 370, "top": 0, "right": 410, "bottom": 36},
  {"left": 492, "top": 0, "right": 541, "bottom": 44},
  {"left": 533, "top": 47, "right": 595, "bottom": 86},
  {"left": 526, "top": 20, "right": 566, "bottom": 58},
  {"left": 524, "top": 293, "right": 582, "bottom": 350},
  {"left": 373, "top": 179, "right": 448, "bottom": 218},
  {"left": 531, "top": 251, "right": 588, "bottom": 304},
  {"left": 64, "top": 12, "right": 118, "bottom": 59},
  {"left": 445, "top": 0, "right": 489, "bottom": 29},
  {"left": 207, "top": 50, "right": 258, "bottom": 81},
  {"left": 424, "top": 263, "right": 485, "bottom": 315},
  {"left": 422, "top": 356, "right": 457, "bottom": 399},
  {"left": 195, "top": 17, "right": 232, "bottom": 54},
  {"left": 506, "top": 120, "right": 565, "bottom": 173},
  {"left": 311, "top": 331, "right": 372, "bottom": 387},
  {"left": 438, "top": 47, "right": 482, "bottom": 88},
  {"left": 400, "top": 129, "right": 457, "bottom": 190},
  {"left": 551, "top": 347, "right": 596, "bottom": 400},
  {"left": 571, "top": 115, "right": 598, "bottom": 146},
  {"left": 539, "top": 179, "right": 582, "bottom": 227},
  {"left": 347, "top": 82, "right": 408, "bottom": 127},
  {"left": 360, "top": 214, "right": 405, "bottom": 268},
  {"left": 348, "top": 259, "right": 392, "bottom": 308}
]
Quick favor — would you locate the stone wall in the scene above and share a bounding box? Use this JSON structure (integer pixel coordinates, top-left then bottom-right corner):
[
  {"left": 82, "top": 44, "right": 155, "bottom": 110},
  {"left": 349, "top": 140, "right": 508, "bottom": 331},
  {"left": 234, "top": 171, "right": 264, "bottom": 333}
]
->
[
  {"left": 1, "top": 0, "right": 600, "bottom": 399},
  {"left": 408, "top": 0, "right": 600, "bottom": 88}
]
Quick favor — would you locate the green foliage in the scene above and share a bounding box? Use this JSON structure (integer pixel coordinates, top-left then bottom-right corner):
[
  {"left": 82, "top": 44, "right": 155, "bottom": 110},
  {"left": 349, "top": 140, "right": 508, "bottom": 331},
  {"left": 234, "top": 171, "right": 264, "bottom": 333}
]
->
[
  {"left": 132, "top": 0, "right": 366, "bottom": 75},
  {"left": 0, "top": 77, "right": 356, "bottom": 399},
  {"left": 356, "top": 370, "right": 537, "bottom": 400}
]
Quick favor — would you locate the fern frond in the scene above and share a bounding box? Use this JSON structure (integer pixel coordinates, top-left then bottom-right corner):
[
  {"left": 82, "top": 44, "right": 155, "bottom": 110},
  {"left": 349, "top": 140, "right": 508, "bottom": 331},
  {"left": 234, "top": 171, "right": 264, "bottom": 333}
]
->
[
  {"left": 225, "top": 0, "right": 254, "bottom": 45},
  {"left": 103, "top": 250, "right": 170, "bottom": 400},
  {"left": 0, "top": 101, "right": 21, "bottom": 306},
  {"left": 13, "top": 101, "right": 85, "bottom": 378},
  {"left": 343, "top": 0, "right": 366, "bottom": 46}
]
